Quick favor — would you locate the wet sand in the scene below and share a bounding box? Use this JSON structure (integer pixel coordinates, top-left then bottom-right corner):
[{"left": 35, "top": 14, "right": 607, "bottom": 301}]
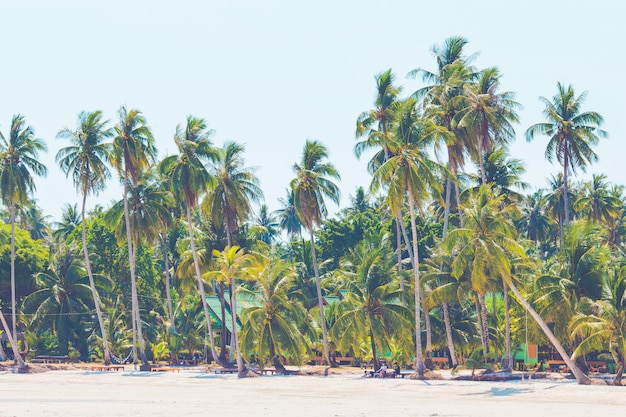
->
[{"left": 0, "top": 367, "right": 624, "bottom": 417}]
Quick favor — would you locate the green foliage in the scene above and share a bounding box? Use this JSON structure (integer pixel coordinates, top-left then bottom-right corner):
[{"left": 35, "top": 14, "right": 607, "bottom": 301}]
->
[{"left": 0, "top": 223, "right": 48, "bottom": 305}]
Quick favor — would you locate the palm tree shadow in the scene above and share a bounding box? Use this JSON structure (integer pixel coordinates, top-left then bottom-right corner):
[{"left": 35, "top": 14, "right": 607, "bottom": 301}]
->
[{"left": 488, "top": 387, "right": 531, "bottom": 397}]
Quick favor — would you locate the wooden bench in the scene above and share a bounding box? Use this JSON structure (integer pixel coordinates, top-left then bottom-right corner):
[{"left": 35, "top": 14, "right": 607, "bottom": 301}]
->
[
  {"left": 94, "top": 365, "right": 124, "bottom": 372},
  {"left": 430, "top": 357, "right": 449, "bottom": 368},
  {"left": 151, "top": 367, "right": 180, "bottom": 373},
  {"left": 31, "top": 355, "right": 73, "bottom": 364},
  {"left": 215, "top": 367, "right": 238, "bottom": 374},
  {"left": 587, "top": 361, "right": 608, "bottom": 373},
  {"left": 547, "top": 360, "right": 570, "bottom": 373}
]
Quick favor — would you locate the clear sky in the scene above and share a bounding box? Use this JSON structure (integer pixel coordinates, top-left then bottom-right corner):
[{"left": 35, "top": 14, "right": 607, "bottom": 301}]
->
[{"left": 1, "top": 0, "right": 624, "bottom": 223}]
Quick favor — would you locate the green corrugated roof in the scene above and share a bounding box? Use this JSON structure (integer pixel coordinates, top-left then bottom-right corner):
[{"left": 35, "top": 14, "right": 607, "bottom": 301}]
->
[{"left": 205, "top": 291, "right": 262, "bottom": 333}]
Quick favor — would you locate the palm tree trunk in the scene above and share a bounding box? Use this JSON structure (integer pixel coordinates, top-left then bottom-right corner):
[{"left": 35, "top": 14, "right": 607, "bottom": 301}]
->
[
  {"left": 503, "top": 281, "right": 512, "bottom": 372},
  {"left": 0, "top": 310, "right": 26, "bottom": 370},
  {"left": 122, "top": 174, "right": 148, "bottom": 366},
  {"left": 407, "top": 192, "right": 425, "bottom": 377},
  {"left": 225, "top": 227, "right": 247, "bottom": 378},
  {"left": 474, "top": 293, "right": 487, "bottom": 354},
  {"left": 442, "top": 302, "right": 458, "bottom": 368},
  {"left": 160, "top": 232, "right": 175, "bottom": 328},
  {"left": 479, "top": 293, "right": 490, "bottom": 355},
  {"left": 186, "top": 205, "right": 221, "bottom": 367},
  {"left": 441, "top": 176, "right": 459, "bottom": 368},
  {"left": 81, "top": 192, "right": 112, "bottom": 365},
  {"left": 10, "top": 201, "right": 17, "bottom": 339},
  {"left": 309, "top": 227, "right": 331, "bottom": 367},
  {"left": 395, "top": 216, "right": 404, "bottom": 291},
  {"left": 218, "top": 281, "right": 228, "bottom": 364},
  {"left": 563, "top": 153, "right": 571, "bottom": 224},
  {"left": 369, "top": 326, "right": 380, "bottom": 372},
  {"left": 508, "top": 280, "right": 590, "bottom": 384}
]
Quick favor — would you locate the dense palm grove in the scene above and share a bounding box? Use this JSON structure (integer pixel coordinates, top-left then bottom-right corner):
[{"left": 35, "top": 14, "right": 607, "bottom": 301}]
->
[{"left": 0, "top": 37, "right": 624, "bottom": 384}]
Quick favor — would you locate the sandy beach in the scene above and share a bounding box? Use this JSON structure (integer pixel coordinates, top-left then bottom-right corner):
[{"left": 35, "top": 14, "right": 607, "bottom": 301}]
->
[{"left": 0, "top": 366, "right": 624, "bottom": 417}]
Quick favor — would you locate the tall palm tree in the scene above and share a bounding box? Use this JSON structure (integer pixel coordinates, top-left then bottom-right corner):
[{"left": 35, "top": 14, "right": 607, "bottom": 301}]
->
[
  {"left": 56, "top": 110, "right": 114, "bottom": 364},
  {"left": 290, "top": 140, "right": 340, "bottom": 366},
  {"left": 203, "top": 141, "right": 262, "bottom": 377},
  {"left": 525, "top": 82, "right": 607, "bottom": 224},
  {"left": 111, "top": 107, "right": 156, "bottom": 367},
  {"left": 253, "top": 204, "right": 280, "bottom": 245},
  {"left": 455, "top": 67, "right": 521, "bottom": 184},
  {"left": 0, "top": 114, "right": 47, "bottom": 339},
  {"left": 158, "top": 115, "right": 221, "bottom": 366},
  {"left": 354, "top": 69, "right": 407, "bottom": 286},
  {"left": 370, "top": 99, "right": 442, "bottom": 377},
  {"left": 52, "top": 203, "right": 81, "bottom": 241}
]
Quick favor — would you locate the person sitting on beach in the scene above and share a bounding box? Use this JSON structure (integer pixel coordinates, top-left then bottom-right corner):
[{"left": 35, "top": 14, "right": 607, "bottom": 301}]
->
[
  {"left": 375, "top": 363, "right": 388, "bottom": 378},
  {"left": 394, "top": 362, "right": 401, "bottom": 376}
]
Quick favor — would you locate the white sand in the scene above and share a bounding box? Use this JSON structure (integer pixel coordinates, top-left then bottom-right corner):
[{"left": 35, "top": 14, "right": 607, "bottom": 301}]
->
[{"left": 0, "top": 368, "right": 624, "bottom": 417}]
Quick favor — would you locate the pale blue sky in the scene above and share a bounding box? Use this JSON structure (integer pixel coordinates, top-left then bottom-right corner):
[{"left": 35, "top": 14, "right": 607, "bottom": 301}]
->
[{"left": 1, "top": 0, "right": 624, "bottom": 222}]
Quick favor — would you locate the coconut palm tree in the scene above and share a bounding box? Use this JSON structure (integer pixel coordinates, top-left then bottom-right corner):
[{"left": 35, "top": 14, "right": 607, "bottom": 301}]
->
[
  {"left": 239, "top": 255, "right": 312, "bottom": 371},
  {"left": 575, "top": 174, "right": 622, "bottom": 225},
  {"left": 569, "top": 263, "right": 626, "bottom": 384},
  {"left": 53, "top": 203, "right": 81, "bottom": 241},
  {"left": 276, "top": 189, "right": 302, "bottom": 239},
  {"left": 290, "top": 140, "right": 340, "bottom": 366},
  {"left": 208, "top": 246, "right": 253, "bottom": 376},
  {"left": 525, "top": 82, "right": 607, "bottom": 224},
  {"left": 158, "top": 115, "right": 221, "bottom": 366},
  {"left": 111, "top": 106, "right": 156, "bottom": 367},
  {"left": 370, "top": 99, "right": 442, "bottom": 377},
  {"left": 253, "top": 204, "right": 280, "bottom": 245},
  {"left": 23, "top": 246, "right": 112, "bottom": 359},
  {"left": 331, "top": 233, "right": 413, "bottom": 371},
  {"left": 56, "top": 110, "right": 114, "bottom": 364},
  {"left": 454, "top": 67, "right": 521, "bottom": 184},
  {"left": 203, "top": 141, "right": 262, "bottom": 377},
  {"left": 0, "top": 310, "right": 26, "bottom": 370},
  {"left": 0, "top": 114, "right": 47, "bottom": 338}
]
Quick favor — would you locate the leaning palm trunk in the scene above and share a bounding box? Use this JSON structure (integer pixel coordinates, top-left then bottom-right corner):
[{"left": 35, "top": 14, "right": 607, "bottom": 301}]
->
[
  {"left": 0, "top": 310, "right": 26, "bottom": 370},
  {"left": 407, "top": 191, "right": 425, "bottom": 377},
  {"left": 0, "top": 338, "right": 7, "bottom": 360},
  {"left": 122, "top": 175, "right": 148, "bottom": 366},
  {"left": 309, "top": 228, "right": 331, "bottom": 367},
  {"left": 508, "top": 280, "right": 590, "bottom": 384},
  {"left": 81, "top": 192, "right": 112, "bottom": 365},
  {"left": 186, "top": 205, "right": 221, "bottom": 367}
]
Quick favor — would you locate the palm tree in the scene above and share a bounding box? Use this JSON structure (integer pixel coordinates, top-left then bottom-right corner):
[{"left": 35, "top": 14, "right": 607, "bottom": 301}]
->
[
  {"left": 253, "top": 204, "right": 280, "bottom": 245},
  {"left": 276, "top": 189, "right": 302, "bottom": 239},
  {"left": 455, "top": 67, "right": 521, "bottom": 184},
  {"left": 330, "top": 234, "right": 413, "bottom": 371},
  {"left": 290, "top": 140, "right": 340, "bottom": 366},
  {"left": 239, "top": 255, "right": 311, "bottom": 371},
  {"left": 111, "top": 107, "right": 156, "bottom": 367},
  {"left": 158, "top": 115, "right": 221, "bottom": 366},
  {"left": 203, "top": 141, "right": 262, "bottom": 377},
  {"left": 525, "top": 82, "right": 607, "bottom": 224},
  {"left": 370, "top": 99, "right": 442, "bottom": 377},
  {"left": 53, "top": 203, "right": 81, "bottom": 241},
  {"left": 56, "top": 110, "right": 114, "bottom": 364},
  {"left": 0, "top": 114, "right": 47, "bottom": 339},
  {"left": 0, "top": 310, "right": 26, "bottom": 370},
  {"left": 569, "top": 263, "right": 626, "bottom": 384},
  {"left": 354, "top": 69, "right": 407, "bottom": 284},
  {"left": 209, "top": 246, "right": 254, "bottom": 376},
  {"left": 23, "top": 246, "right": 112, "bottom": 360},
  {"left": 575, "top": 174, "right": 622, "bottom": 225}
]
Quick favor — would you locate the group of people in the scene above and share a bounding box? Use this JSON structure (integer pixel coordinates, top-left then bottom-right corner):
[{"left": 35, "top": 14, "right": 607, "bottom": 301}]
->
[{"left": 364, "top": 362, "right": 401, "bottom": 378}]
